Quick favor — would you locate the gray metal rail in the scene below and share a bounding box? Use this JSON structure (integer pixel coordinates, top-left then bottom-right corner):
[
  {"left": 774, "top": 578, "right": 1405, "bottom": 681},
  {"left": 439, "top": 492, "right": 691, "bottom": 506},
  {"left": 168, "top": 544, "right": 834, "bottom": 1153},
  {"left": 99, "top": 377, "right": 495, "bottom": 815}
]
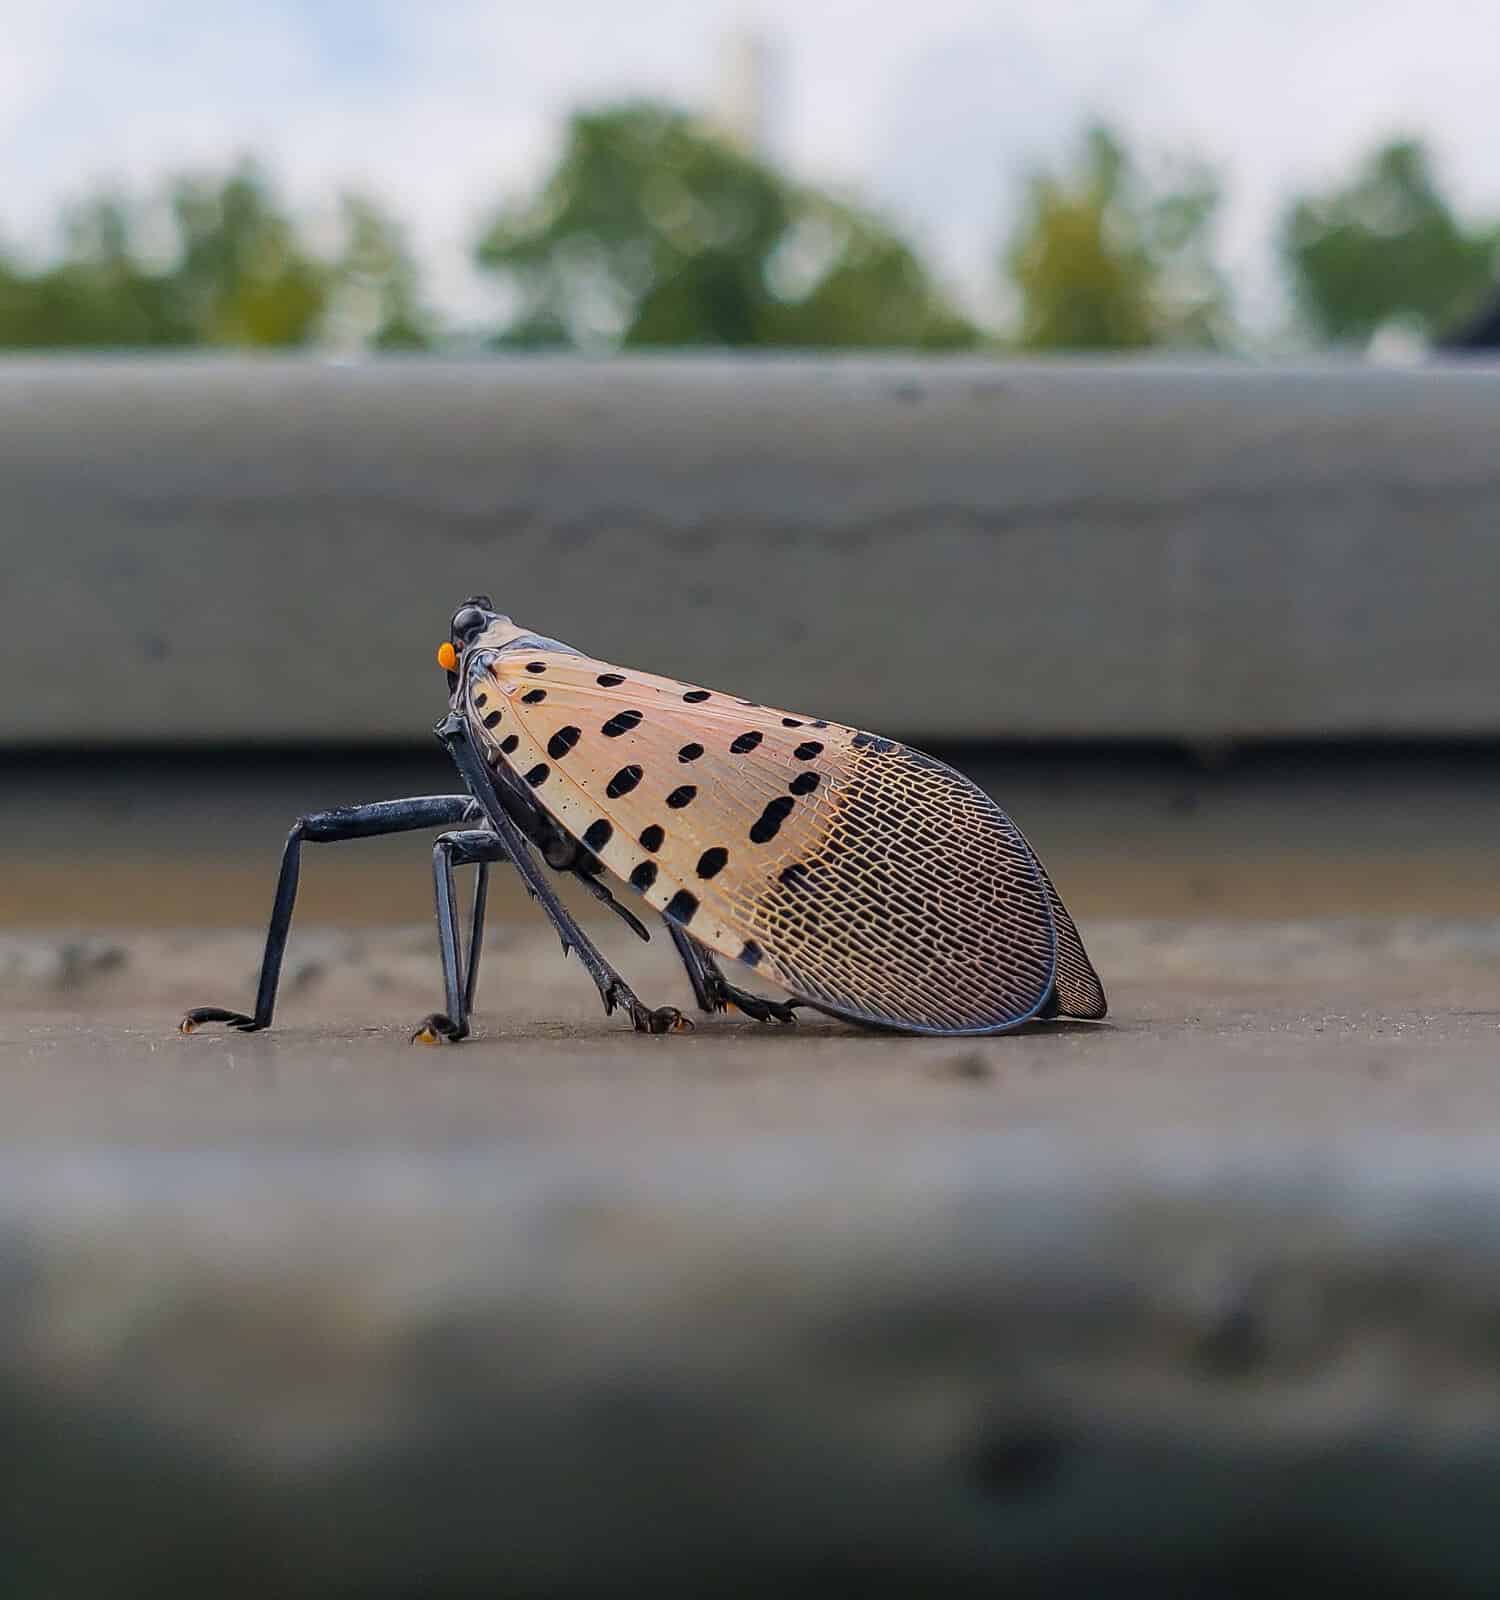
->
[{"left": 4, "top": 355, "right": 1498, "bottom": 745}]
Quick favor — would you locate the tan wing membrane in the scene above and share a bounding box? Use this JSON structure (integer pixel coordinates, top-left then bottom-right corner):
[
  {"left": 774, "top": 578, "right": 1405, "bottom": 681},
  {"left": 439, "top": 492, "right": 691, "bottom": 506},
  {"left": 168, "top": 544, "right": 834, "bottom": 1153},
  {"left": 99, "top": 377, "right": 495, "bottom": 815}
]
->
[
  {"left": 464, "top": 645, "right": 1105, "bottom": 1034},
  {"left": 729, "top": 743, "right": 1058, "bottom": 1031}
]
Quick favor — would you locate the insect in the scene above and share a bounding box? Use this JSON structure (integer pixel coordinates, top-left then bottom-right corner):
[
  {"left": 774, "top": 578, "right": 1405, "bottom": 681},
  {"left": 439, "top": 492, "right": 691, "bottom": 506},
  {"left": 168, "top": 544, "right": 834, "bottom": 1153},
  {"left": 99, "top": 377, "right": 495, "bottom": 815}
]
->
[{"left": 181, "top": 598, "right": 1106, "bottom": 1041}]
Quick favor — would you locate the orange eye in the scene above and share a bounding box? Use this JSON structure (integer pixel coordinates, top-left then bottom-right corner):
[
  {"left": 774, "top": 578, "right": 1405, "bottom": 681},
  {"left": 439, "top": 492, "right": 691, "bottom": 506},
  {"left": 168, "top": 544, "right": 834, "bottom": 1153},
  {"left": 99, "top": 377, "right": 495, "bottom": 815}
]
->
[{"left": 437, "top": 642, "right": 459, "bottom": 672}]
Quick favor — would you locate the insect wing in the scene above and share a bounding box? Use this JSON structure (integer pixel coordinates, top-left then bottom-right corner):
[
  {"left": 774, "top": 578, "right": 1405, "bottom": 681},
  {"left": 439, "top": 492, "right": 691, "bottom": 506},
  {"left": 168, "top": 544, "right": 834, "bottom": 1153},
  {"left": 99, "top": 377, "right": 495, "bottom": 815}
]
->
[{"left": 467, "top": 648, "right": 1098, "bottom": 1034}]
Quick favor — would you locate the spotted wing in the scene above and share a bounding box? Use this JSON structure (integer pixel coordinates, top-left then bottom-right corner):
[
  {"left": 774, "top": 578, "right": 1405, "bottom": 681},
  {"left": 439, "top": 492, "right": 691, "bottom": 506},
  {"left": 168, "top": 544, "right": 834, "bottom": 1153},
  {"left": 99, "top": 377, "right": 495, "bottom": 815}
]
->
[{"left": 467, "top": 647, "right": 1104, "bottom": 1034}]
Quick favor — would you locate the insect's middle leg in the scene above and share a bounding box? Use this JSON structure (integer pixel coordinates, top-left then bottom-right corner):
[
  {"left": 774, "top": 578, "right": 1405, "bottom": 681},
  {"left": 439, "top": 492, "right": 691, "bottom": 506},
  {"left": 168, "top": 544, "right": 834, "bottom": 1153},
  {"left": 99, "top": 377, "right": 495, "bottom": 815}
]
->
[
  {"left": 411, "top": 830, "right": 505, "bottom": 1044},
  {"left": 667, "top": 925, "right": 802, "bottom": 1025}
]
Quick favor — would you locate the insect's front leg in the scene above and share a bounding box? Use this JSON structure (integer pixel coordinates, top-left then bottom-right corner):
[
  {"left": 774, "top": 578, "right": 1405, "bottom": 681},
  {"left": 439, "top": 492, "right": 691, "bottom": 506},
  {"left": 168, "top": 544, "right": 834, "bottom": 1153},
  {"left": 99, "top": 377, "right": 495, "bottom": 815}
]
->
[{"left": 180, "top": 795, "right": 480, "bottom": 1035}]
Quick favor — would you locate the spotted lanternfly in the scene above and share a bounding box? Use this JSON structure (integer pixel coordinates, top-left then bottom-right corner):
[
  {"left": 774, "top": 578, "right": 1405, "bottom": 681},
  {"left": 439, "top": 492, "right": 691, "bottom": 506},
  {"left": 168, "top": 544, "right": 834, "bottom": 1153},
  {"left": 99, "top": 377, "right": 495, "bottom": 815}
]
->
[{"left": 181, "top": 597, "right": 1105, "bottom": 1041}]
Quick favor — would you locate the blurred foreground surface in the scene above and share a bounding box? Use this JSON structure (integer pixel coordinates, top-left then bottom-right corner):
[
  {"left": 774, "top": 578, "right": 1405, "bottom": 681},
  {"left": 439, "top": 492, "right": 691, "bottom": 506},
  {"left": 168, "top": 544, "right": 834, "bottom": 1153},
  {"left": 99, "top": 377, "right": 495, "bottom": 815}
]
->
[
  {"left": 5, "top": 952, "right": 1500, "bottom": 1594},
  {"left": 6, "top": 744, "right": 1500, "bottom": 1592}
]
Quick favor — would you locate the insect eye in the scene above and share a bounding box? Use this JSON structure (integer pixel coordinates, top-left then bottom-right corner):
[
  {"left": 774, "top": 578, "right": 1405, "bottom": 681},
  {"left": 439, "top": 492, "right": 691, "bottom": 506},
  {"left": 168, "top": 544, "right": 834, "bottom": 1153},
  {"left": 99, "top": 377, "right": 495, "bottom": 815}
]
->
[{"left": 450, "top": 605, "right": 488, "bottom": 644}]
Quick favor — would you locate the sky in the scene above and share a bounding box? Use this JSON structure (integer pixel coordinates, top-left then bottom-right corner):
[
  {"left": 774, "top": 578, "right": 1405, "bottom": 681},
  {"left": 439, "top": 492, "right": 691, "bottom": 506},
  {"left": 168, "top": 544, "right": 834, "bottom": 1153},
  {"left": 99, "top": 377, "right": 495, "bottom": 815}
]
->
[{"left": 2, "top": 0, "right": 1497, "bottom": 333}]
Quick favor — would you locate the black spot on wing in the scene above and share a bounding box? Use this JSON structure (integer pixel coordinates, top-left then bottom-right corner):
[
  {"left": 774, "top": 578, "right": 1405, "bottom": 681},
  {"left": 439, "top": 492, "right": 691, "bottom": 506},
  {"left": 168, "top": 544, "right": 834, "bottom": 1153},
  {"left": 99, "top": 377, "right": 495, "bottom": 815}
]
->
[
  {"left": 482, "top": 711, "right": 502, "bottom": 729},
  {"left": 630, "top": 861, "right": 658, "bottom": 891},
  {"left": 665, "top": 889, "right": 699, "bottom": 926},
  {"left": 782, "top": 718, "right": 802, "bottom": 727},
  {"left": 500, "top": 734, "right": 519, "bottom": 754},
  {"left": 730, "top": 730, "right": 763, "bottom": 754},
  {"left": 606, "top": 765, "right": 643, "bottom": 798},
  {"left": 597, "top": 672, "right": 625, "bottom": 687},
  {"left": 793, "top": 741, "right": 823, "bottom": 760},
  {"left": 696, "top": 847, "right": 729, "bottom": 880},
  {"left": 750, "top": 796, "right": 795, "bottom": 844},
  {"left": 639, "top": 824, "right": 664, "bottom": 852},
  {"left": 665, "top": 786, "right": 697, "bottom": 810},
  {"left": 548, "top": 726, "right": 580, "bottom": 758},
  {"left": 525, "top": 661, "right": 546, "bottom": 674},
  {"left": 522, "top": 689, "right": 546, "bottom": 704},
  {"left": 789, "top": 771, "right": 820, "bottom": 795},
  {"left": 678, "top": 742, "right": 704, "bottom": 763},
  {"left": 683, "top": 689, "right": 710, "bottom": 703},
  {"left": 601, "top": 709, "right": 643, "bottom": 738},
  {"left": 524, "top": 763, "right": 549, "bottom": 787},
  {"left": 583, "top": 819, "right": 612, "bottom": 852}
]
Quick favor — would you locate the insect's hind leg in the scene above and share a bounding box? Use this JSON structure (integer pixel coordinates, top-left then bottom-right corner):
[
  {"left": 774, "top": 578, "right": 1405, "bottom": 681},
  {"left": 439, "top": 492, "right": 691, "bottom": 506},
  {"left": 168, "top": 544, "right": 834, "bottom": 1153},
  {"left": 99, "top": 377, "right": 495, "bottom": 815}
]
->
[
  {"left": 497, "top": 816, "right": 690, "bottom": 1035},
  {"left": 411, "top": 830, "right": 507, "bottom": 1045},
  {"left": 666, "top": 923, "right": 717, "bottom": 1013},
  {"left": 180, "top": 795, "right": 481, "bottom": 1035},
  {"left": 667, "top": 926, "right": 802, "bottom": 1026}
]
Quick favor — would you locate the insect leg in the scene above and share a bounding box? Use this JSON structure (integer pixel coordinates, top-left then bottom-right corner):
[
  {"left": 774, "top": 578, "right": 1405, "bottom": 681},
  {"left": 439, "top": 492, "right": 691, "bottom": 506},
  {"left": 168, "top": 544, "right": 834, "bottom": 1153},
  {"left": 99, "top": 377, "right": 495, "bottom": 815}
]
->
[
  {"left": 180, "top": 795, "right": 481, "bottom": 1036},
  {"left": 666, "top": 923, "right": 718, "bottom": 1013},
  {"left": 573, "top": 869, "right": 652, "bottom": 942},
  {"left": 674, "top": 932, "right": 803, "bottom": 1025},
  {"left": 412, "top": 830, "right": 508, "bottom": 1045},
  {"left": 465, "top": 861, "right": 489, "bottom": 1017},
  {"left": 440, "top": 719, "right": 689, "bottom": 1035},
  {"left": 499, "top": 810, "right": 689, "bottom": 1033}
]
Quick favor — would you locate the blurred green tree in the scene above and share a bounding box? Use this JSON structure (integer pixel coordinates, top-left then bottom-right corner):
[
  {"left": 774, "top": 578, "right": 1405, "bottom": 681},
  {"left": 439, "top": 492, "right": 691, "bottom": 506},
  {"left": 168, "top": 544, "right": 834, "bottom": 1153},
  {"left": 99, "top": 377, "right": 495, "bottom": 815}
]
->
[
  {"left": 0, "top": 194, "right": 191, "bottom": 347},
  {"left": 1282, "top": 138, "right": 1499, "bottom": 345},
  {"left": 170, "top": 164, "right": 328, "bottom": 346},
  {"left": 328, "top": 194, "right": 434, "bottom": 349},
  {"left": 1005, "top": 125, "right": 1230, "bottom": 350},
  {"left": 0, "top": 168, "right": 441, "bottom": 351},
  {"left": 475, "top": 101, "right": 974, "bottom": 349}
]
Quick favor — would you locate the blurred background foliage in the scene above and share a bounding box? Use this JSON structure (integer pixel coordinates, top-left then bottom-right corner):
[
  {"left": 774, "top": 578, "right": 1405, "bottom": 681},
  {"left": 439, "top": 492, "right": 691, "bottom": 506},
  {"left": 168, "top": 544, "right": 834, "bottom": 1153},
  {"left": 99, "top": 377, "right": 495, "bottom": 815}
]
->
[
  {"left": 1006, "top": 125, "right": 1230, "bottom": 351},
  {"left": 0, "top": 163, "right": 431, "bottom": 352},
  {"left": 0, "top": 104, "right": 1494, "bottom": 354},
  {"left": 1281, "top": 139, "right": 1500, "bottom": 346},
  {"left": 476, "top": 103, "right": 974, "bottom": 350}
]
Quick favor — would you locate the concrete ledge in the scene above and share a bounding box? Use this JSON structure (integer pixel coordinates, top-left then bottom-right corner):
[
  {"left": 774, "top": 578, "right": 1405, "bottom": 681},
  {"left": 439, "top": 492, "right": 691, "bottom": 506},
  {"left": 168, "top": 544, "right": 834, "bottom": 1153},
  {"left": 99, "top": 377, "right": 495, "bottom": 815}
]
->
[
  {"left": 7, "top": 1138, "right": 1500, "bottom": 1594},
  {"left": 4, "top": 355, "right": 1500, "bottom": 744}
]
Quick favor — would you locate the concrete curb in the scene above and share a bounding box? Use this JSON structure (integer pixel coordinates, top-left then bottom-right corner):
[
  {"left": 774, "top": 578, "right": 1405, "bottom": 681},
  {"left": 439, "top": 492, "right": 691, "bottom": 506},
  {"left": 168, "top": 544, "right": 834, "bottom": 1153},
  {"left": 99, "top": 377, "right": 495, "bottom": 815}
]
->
[
  {"left": 5, "top": 1138, "right": 1500, "bottom": 1594},
  {"left": 5, "top": 355, "right": 1500, "bottom": 744}
]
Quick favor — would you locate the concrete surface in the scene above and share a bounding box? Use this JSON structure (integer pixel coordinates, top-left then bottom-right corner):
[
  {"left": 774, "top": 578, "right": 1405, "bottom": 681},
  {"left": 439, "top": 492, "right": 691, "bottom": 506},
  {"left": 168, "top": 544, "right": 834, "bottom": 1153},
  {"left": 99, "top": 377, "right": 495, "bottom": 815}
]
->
[
  {"left": 6, "top": 355, "right": 1500, "bottom": 745},
  {"left": 4, "top": 931, "right": 1500, "bottom": 1137},
  {"left": 12, "top": 1128, "right": 1500, "bottom": 1597},
  {"left": 7, "top": 737, "right": 1500, "bottom": 1590},
  {"left": 5, "top": 940, "right": 1500, "bottom": 1593}
]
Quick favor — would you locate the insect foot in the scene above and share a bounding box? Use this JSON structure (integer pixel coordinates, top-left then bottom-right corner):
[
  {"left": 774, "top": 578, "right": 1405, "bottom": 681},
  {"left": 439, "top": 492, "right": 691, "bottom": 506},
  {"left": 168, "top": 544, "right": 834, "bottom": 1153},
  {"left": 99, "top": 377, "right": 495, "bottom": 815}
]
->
[
  {"left": 630, "top": 999, "right": 694, "bottom": 1034},
  {"left": 635, "top": 1004, "right": 693, "bottom": 1034},
  {"left": 701, "top": 970, "right": 801, "bottom": 1025},
  {"left": 599, "top": 977, "right": 691, "bottom": 1034},
  {"left": 410, "top": 1013, "right": 467, "bottom": 1045},
  {"left": 724, "top": 993, "right": 802, "bottom": 1026},
  {"left": 179, "top": 1007, "right": 262, "bottom": 1034}
]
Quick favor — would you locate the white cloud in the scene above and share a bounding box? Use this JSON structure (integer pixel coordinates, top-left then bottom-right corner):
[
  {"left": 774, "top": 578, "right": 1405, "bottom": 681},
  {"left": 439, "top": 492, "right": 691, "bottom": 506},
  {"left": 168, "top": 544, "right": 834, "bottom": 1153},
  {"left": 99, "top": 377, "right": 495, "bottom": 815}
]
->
[{"left": 1, "top": 0, "right": 1496, "bottom": 332}]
